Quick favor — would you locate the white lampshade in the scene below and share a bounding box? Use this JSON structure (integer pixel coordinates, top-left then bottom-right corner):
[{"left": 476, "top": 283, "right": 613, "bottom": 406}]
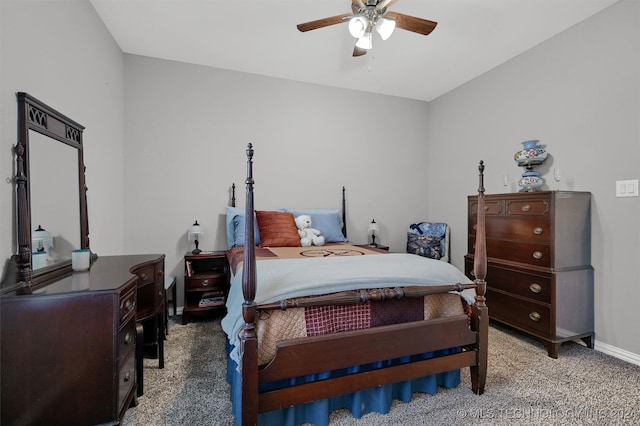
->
[
  {"left": 367, "top": 219, "right": 380, "bottom": 235},
  {"left": 355, "top": 32, "right": 373, "bottom": 50},
  {"left": 188, "top": 221, "right": 204, "bottom": 241},
  {"left": 375, "top": 16, "right": 396, "bottom": 40},
  {"left": 32, "top": 225, "right": 53, "bottom": 252},
  {"left": 349, "top": 16, "right": 368, "bottom": 39}
]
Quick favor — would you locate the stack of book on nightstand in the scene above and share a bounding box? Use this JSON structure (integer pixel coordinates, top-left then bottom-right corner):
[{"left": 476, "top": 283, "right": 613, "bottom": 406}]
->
[{"left": 198, "top": 291, "right": 225, "bottom": 307}]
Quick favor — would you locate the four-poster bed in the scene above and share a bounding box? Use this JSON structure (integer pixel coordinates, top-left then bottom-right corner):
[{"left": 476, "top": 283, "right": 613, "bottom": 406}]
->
[{"left": 223, "top": 143, "right": 488, "bottom": 425}]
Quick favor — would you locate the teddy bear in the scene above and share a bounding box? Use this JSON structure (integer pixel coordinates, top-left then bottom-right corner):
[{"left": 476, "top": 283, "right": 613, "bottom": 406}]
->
[{"left": 295, "top": 215, "right": 325, "bottom": 247}]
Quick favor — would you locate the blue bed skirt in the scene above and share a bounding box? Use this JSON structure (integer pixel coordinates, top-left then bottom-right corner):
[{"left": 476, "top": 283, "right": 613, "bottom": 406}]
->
[{"left": 226, "top": 340, "right": 461, "bottom": 426}]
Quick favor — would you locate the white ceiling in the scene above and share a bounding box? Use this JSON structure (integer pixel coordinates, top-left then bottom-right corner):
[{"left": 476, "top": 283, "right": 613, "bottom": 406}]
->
[{"left": 90, "top": 0, "right": 620, "bottom": 102}]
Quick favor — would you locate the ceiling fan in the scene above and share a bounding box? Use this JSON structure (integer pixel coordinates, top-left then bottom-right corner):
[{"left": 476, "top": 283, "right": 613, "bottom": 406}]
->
[{"left": 296, "top": 0, "right": 438, "bottom": 57}]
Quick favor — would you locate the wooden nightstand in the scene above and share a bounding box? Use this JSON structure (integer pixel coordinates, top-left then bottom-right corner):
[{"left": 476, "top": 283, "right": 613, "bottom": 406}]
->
[{"left": 183, "top": 251, "right": 229, "bottom": 324}]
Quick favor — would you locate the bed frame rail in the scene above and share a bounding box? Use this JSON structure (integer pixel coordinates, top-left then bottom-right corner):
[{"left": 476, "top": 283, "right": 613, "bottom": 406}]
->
[{"left": 259, "top": 315, "right": 475, "bottom": 382}]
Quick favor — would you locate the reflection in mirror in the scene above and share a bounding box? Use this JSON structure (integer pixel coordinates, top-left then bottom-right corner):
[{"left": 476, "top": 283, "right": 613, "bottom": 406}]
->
[{"left": 30, "top": 131, "right": 81, "bottom": 269}]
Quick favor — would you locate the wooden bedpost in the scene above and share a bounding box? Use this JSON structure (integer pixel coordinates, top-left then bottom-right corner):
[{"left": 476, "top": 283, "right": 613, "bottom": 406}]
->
[
  {"left": 231, "top": 183, "right": 236, "bottom": 207},
  {"left": 341, "top": 186, "right": 347, "bottom": 239},
  {"left": 470, "top": 160, "right": 488, "bottom": 395},
  {"left": 241, "top": 143, "right": 259, "bottom": 425}
]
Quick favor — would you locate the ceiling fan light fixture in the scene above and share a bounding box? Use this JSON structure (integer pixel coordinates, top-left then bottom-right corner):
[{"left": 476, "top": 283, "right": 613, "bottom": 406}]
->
[
  {"left": 348, "top": 16, "right": 368, "bottom": 38},
  {"left": 355, "top": 32, "right": 373, "bottom": 50},
  {"left": 375, "top": 16, "right": 395, "bottom": 40}
]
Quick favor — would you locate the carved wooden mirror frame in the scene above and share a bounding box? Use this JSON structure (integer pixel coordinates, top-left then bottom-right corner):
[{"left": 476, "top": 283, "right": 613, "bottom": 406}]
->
[{"left": 13, "top": 92, "right": 90, "bottom": 289}]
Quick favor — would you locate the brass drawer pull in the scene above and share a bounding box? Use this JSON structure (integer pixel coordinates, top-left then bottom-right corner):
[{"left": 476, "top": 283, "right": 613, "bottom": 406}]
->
[
  {"left": 124, "top": 332, "right": 132, "bottom": 344},
  {"left": 521, "top": 204, "right": 531, "bottom": 212},
  {"left": 533, "top": 251, "right": 543, "bottom": 260},
  {"left": 141, "top": 273, "right": 148, "bottom": 280},
  {"left": 484, "top": 206, "right": 490, "bottom": 211},
  {"left": 529, "top": 283, "right": 542, "bottom": 293},
  {"left": 533, "top": 227, "right": 543, "bottom": 235},
  {"left": 473, "top": 224, "right": 477, "bottom": 230},
  {"left": 123, "top": 299, "right": 134, "bottom": 311},
  {"left": 202, "top": 279, "right": 209, "bottom": 287},
  {"left": 529, "top": 312, "right": 541, "bottom": 322}
]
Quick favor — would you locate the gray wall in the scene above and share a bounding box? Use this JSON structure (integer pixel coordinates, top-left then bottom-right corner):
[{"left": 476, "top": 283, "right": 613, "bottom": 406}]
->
[
  {"left": 427, "top": 0, "right": 640, "bottom": 358},
  {"left": 1, "top": 0, "right": 638, "bottom": 361},
  {"left": 123, "top": 54, "right": 430, "bottom": 299},
  {"left": 0, "top": 0, "right": 126, "bottom": 261}
]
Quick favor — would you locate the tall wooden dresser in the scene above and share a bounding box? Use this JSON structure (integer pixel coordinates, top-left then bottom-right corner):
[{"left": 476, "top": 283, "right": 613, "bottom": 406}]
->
[
  {"left": 1, "top": 254, "right": 164, "bottom": 425},
  {"left": 464, "top": 191, "right": 594, "bottom": 358}
]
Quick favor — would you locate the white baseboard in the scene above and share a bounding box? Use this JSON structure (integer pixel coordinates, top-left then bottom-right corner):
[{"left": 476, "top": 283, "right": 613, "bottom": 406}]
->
[{"left": 595, "top": 340, "right": 640, "bottom": 366}]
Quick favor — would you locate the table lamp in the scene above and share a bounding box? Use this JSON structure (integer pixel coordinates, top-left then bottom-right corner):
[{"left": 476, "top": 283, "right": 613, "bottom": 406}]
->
[
  {"left": 368, "top": 219, "right": 380, "bottom": 247},
  {"left": 188, "top": 221, "right": 203, "bottom": 254},
  {"left": 32, "top": 225, "right": 53, "bottom": 252}
]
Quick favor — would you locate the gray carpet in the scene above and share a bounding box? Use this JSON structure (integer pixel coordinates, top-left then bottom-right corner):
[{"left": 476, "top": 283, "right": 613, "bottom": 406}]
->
[{"left": 122, "top": 317, "right": 640, "bottom": 425}]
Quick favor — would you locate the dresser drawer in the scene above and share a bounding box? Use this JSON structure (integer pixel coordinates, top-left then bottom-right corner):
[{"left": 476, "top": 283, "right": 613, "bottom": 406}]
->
[
  {"left": 469, "top": 236, "right": 551, "bottom": 267},
  {"left": 487, "top": 289, "right": 551, "bottom": 337},
  {"left": 135, "top": 264, "right": 155, "bottom": 286},
  {"left": 486, "top": 265, "right": 551, "bottom": 303},
  {"left": 470, "top": 218, "right": 550, "bottom": 243},
  {"left": 118, "top": 319, "right": 136, "bottom": 364},
  {"left": 117, "top": 352, "right": 136, "bottom": 413},
  {"left": 506, "top": 198, "right": 550, "bottom": 216},
  {"left": 119, "top": 289, "right": 136, "bottom": 323},
  {"left": 469, "top": 199, "right": 503, "bottom": 216},
  {"left": 186, "top": 274, "right": 226, "bottom": 290}
]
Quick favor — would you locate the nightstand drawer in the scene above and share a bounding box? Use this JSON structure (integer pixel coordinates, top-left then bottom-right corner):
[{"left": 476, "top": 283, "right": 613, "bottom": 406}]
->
[
  {"left": 186, "top": 275, "right": 226, "bottom": 290},
  {"left": 487, "top": 289, "right": 551, "bottom": 337},
  {"left": 486, "top": 265, "right": 551, "bottom": 303}
]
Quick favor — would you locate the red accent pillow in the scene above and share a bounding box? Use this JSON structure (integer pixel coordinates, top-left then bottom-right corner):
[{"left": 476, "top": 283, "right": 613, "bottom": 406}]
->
[{"left": 255, "top": 211, "right": 301, "bottom": 247}]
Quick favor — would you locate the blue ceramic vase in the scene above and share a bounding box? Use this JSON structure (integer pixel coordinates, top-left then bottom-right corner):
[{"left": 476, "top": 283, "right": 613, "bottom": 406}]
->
[{"left": 514, "top": 140, "right": 547, "bottom": 192}]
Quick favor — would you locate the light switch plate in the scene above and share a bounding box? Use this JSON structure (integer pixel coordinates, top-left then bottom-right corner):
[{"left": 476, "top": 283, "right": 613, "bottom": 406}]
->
[{"left": 616, "top": 179, "right": 639, "bottom": 197}]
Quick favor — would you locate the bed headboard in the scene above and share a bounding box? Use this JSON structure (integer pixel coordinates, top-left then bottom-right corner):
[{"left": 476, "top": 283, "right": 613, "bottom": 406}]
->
[{"left": 229, "top": 170, "right": 348, "bottom": 240}]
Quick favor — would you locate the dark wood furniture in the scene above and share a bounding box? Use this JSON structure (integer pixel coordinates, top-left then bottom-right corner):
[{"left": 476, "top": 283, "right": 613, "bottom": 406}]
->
[
  {"left": 465, "top": 191, "right": 594, "bottom": 358},
  {"left": 133, "top": 256, "right": 166, "bottom": 368},
  {"left": 183, "top": 251, "right": 229, "bottom": 324},
  {"left": 164, "top": 275, "right": 177, "bottom": 333},
  {"left": 234, "top": 145, "right": 488, "bottom": 425},
  {"left": 1, "top": 254, "right": 164, "bottom": 425},
  {"left": 355, "top": 243, "right": 390, "bottom": 251},
  {"left": 9, "top": 92, "right": 91, "bottom": 290}
]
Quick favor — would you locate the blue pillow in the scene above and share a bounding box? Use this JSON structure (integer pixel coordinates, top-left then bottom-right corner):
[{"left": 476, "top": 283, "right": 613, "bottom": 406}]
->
[
  {"left": 286, "top": 209, "right": 347, "bottom": 243},
  {"left": 225, "top": 206, "right": 260, "bottom": 249}
]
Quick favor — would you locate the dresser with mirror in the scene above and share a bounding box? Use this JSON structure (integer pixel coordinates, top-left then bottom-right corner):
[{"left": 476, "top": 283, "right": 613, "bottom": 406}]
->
[{"left": 0, "top": 93, "right": 164, "bottom": 424}]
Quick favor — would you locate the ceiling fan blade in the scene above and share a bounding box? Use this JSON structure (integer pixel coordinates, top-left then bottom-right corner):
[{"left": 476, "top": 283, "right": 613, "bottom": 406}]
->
[
  {"left": 297, "top": 14, "right": 351, "bottom": 32},
  {"left": 353, "top": 45, "right": 367, "bottom": 57},
  {"left": 385, "top": 11, "right": 438, "bottom": 36},
  {"left": 376, "top": 0, "right": 396, "bottom": 10}
]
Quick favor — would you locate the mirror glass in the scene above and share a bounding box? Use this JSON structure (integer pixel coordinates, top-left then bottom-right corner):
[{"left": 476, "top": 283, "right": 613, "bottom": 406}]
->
[{"left": 29, "top": 131, "right": 80, "bottom": 269}]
